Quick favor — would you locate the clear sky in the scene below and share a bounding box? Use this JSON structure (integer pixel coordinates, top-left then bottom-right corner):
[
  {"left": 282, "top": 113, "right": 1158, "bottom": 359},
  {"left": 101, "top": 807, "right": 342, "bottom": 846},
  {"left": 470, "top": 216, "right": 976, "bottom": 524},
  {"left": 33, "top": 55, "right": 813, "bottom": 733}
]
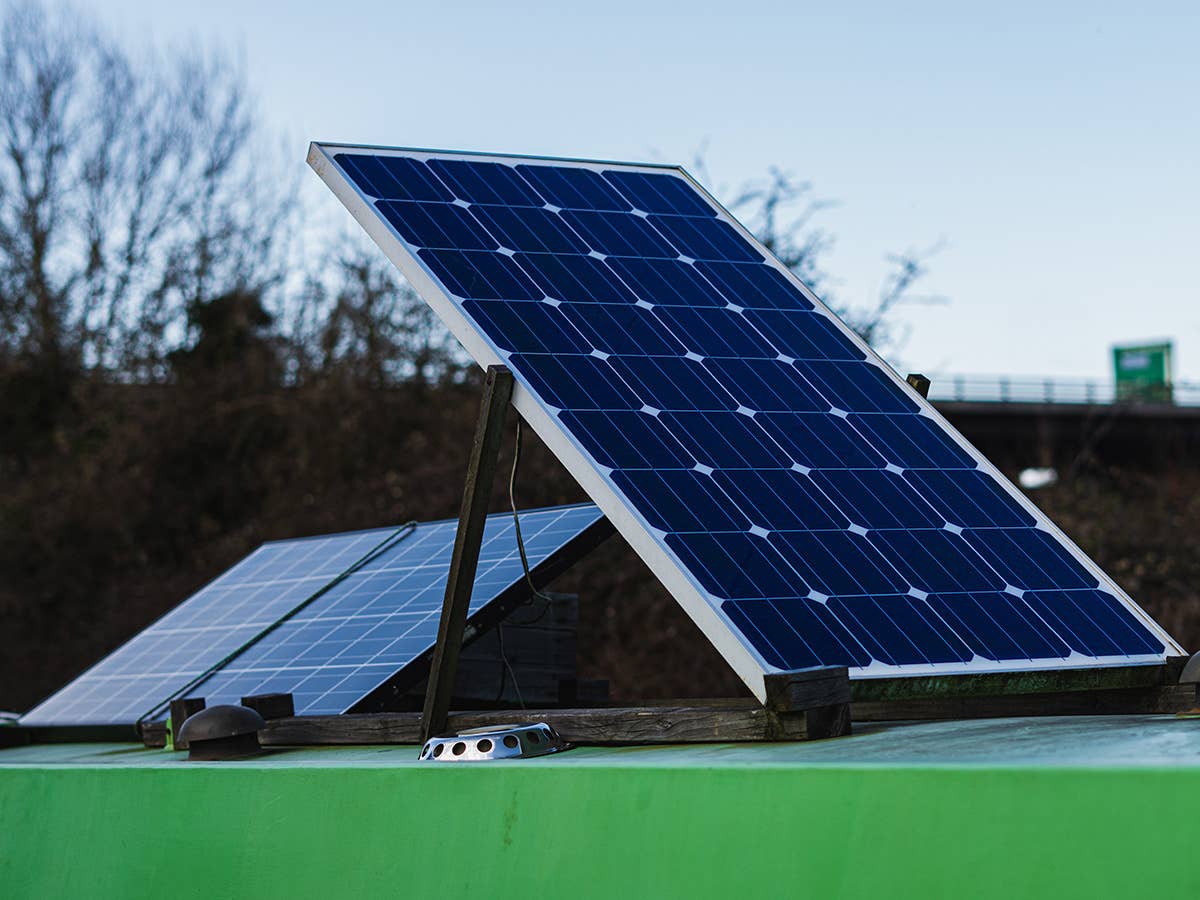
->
[{"left": 90, "top": 0, "right": 1200, "bottom": 381}]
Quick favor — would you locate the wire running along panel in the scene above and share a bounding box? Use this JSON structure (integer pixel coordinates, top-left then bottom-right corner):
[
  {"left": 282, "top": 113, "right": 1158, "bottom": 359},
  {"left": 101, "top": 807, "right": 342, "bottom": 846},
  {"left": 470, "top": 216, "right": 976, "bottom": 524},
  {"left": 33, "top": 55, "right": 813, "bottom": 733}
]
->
[
  {"left": 20, "top": 504, "right": 605, "bottom": 726},
  {"left": 313, "top": 143, "right": 1180, "bottom": 697}
]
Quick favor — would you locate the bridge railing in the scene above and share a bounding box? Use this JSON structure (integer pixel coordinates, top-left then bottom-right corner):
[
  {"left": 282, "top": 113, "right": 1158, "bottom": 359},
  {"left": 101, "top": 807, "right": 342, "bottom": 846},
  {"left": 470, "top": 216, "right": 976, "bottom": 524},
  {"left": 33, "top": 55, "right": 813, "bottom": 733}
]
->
[{"left": 925, "top": 375, "right": 1200, "bottom": 407}]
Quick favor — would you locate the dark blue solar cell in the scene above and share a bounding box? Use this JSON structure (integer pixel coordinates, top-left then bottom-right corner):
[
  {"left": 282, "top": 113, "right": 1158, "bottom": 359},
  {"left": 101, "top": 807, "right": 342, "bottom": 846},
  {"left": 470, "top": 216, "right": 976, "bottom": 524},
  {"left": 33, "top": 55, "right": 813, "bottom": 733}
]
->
[
  {"left": 695, "top": 261, "right": 812, "bottom": 311},
  {"left": 928, "top": 591, "right": 1071, "bottom": 661},
  {"left": 610, "top": 356, "right": 735, "bottom": 412},
  {"left": 722, "top": 601, "right": 811, "bottom": 669},
  {"left": 810, "top": 470, "right": 943, "bottom": 530},
  {"left": 337, "top": 154, "right": 452, "bottom": 202},
  {"left": 848, "top": 413, "right": 975, "bottom": 469},
  {"left": 603, "top": 170, "right": 716, "bottom": 217},
  {"left": 562, "top": 210, "right": 679, "bottom": 258},
  {"left": 516, "top": 253, "right": 639, "bottom": 304},
  {"left": 605, "top": 257, "right": 726, "bottom": 307},
  {"left": 652, "top": 307, "right": 777, "bottom": 359},
  {"left": 561, "top": 303, "right": 686, "bottom": 356},
  {"left": 724, "top": 598, "right": 872, "bottom": 669},
  {"left": 560, "top": 410, "right": 692, "bottom": 469},
  {"left": 713, "top": 469, "right": 847, "bottom": 531},
  {"left": 613, "top": 469, "right": 749, "bottom": 533},
  {"left": 868, "top": 530, "right": 1005, "bottom": 593},
  {"left": 705, "top": 358, "right": 825, "bottom": 412},
  {"left": 511, "top": 353, "right": 637, "bottom": 411},
  {"left": 376, "top": 200, "right": 495, "bottom": 250},
  {"left": 828, "top": 595, "right": 973, "bottom": 665},
  {"left": 659, "top": 411, "right": 793, "bottom": 470},
  {"left": 468, "top": 205, "right": 589, "bottom": 254},
  {"left": 771, "top": 531, "right": 908, "bottom": 596},
  {"left": 419, "top": 249, "right": 542, "bottom": 301},
  {"left": 427, "top": 159, "right": 544, "bottom": 206},
  {"left": 1023, "top": 590, "right": 1127, "bottom": 657},
  {"left": 666, "top": 532, "right": 798, "bottom": 599},
  {"left": 515, "top": 164, "right": 631, "bottom": 211},
  {"left": 461, "top": 300, "right": 589, "bottom": 355},
  {"left": 745, "top": 309, "right": 865, "bottom": 362},
  {"left": 648, "top": 215, "right": 762, "bottom": 263},
  {"left": 965, "top": 529, "right": 1099, "bottom": 591},
  {"left": 796, "top": 360, "right": 919, "bottom": 414},
  {"left": 755, "top": 412, "right": 886, "bottom": 469},
  {"left": 904, "top": 470, "right": 1035, "bottom": 529},
  {"left": 1026, "top": 590, "right": 1164, "bottom": 657}
]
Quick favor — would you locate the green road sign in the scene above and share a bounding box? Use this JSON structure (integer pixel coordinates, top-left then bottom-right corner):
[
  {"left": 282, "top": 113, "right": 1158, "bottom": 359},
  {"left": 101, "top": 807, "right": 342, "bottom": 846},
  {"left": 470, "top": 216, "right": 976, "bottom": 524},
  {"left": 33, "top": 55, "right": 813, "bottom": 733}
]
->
[{"left": 1113, "top": 341, "right": 1173, "bottom": 403}]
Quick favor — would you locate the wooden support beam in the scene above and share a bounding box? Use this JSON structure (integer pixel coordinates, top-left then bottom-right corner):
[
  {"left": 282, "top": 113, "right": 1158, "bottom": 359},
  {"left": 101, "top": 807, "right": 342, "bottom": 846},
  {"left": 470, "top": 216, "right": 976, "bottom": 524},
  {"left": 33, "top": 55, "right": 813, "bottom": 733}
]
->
[
  {"left": 241, "top": 693, "right": 295, "bottom": 720},
  {"left": 906, "top": 373, "right": 931, "bottom": 398},
  {"left": 140, "top": 721, "right": 168, "bottom": 748},
  {"left": 853, "top": 683, "right": 1197, "bottom": 721},
  {"left": 850, "top": 663, "right": 1171, "bottom": 704},
  {"left": 762, "top": 667, "right": 852, "bottom": 739},
  {"left": 420, "top": 365, "right": 514, "bottom": 743},
  {"left": 255, "top": 679, "right": 1194, "bottom": 745},
  {"left": 264, "top": 703, "right": 848, "bottom": 747},
  {"left": 763, "top": 667, "right": 850, "bottom": 710},
  {"left": 850, "top": 663, "right": 1195, "bottom": 721}
]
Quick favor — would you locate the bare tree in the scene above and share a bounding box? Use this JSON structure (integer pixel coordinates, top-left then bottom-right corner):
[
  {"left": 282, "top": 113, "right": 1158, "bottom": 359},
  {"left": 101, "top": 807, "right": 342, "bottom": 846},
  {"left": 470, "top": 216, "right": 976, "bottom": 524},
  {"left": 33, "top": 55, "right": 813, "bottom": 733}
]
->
[
  {"left": 708, "top": 160, "right": 945, "bottom": 359},
  {"left": 727, "top": 166, "right": 835, "bottom": 299},
  {"left": 0, "top": 0, "right": 294, "bottom": 381},
  {"left": 292, "top": 237, "right": 468, "bottom": 388}
]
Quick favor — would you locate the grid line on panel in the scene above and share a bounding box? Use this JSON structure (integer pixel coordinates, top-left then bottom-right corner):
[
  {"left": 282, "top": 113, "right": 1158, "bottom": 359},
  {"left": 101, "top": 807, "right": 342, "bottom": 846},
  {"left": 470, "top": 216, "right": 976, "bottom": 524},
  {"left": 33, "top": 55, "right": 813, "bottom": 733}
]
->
[
  {"left": 21, "top": 503, "right": 606, "bottom": 726},
  {"left": 19, "top": 527, "right": 401, "bottom": 727},
  {"left": 165, "top": 504, "right": 605, "bottom": 716},
  {"left": 323, "top": 146, "right": 1174, "bottom": 681},
  {"left": 134, "top": 522, "right": 419, "bottom": 726}
]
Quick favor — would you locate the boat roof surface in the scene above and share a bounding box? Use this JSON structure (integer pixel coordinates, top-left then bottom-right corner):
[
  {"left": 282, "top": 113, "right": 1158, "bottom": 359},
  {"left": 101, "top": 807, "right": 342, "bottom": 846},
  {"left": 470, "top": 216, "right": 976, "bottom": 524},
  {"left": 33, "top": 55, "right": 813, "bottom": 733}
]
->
[{"left": 3, "top": 715, "right": 1200, "bottom": 769}]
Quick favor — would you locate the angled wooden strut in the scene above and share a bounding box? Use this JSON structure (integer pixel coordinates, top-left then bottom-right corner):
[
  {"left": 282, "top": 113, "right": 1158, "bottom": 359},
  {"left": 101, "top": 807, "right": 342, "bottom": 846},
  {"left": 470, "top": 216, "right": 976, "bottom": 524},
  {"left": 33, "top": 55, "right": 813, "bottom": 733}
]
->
[{"left": 420, "top": 365, "right": 514, "bottom": 743}]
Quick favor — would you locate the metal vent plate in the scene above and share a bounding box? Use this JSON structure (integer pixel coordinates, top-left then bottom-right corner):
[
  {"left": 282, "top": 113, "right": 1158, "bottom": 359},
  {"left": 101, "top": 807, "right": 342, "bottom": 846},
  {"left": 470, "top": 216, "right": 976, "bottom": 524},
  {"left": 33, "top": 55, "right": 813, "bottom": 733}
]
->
[{"left": 419, "top": 722, "right": 569, "bottom": 761}]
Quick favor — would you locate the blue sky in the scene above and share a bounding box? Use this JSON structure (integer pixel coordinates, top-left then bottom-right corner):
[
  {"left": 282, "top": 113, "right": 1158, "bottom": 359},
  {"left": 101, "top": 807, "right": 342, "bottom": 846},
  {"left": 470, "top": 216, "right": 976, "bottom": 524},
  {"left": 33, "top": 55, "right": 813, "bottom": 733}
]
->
[{"left": 92, "top": 0, "right": 1200, "bottom": 381}]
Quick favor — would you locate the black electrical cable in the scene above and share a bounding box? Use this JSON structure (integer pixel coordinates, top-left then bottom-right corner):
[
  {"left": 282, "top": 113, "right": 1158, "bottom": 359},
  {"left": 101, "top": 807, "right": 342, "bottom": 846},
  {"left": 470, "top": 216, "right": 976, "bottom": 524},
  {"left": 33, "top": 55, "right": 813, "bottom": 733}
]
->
[
  {"left": 495, "top": 417, "right": 570, "bottom": 705},
  {"left": 508, "top": 417, "right": 552, "bottom": 604},
  {"left": 492, "top": 623, "right": 526, "bottom": 710},
  {"left": 505, "top": 417, "right": 555, "bottom": 630}
]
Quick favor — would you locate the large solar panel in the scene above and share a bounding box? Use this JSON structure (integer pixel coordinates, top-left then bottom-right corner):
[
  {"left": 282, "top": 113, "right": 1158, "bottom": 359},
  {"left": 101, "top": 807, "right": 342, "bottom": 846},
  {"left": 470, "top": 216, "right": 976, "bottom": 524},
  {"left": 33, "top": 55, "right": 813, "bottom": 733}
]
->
[
  {"left": 21, "top": 504, "right": 607, "bottom": 727},
  {"left": 311, "top": 143, "right": 1182, "bottom": 701}
]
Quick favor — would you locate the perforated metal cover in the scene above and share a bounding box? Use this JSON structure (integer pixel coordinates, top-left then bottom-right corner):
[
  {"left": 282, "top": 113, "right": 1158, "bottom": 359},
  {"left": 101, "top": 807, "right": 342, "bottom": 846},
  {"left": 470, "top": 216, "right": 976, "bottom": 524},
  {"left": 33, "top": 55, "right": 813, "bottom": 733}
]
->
[{"left": 419, "top": 722, "right": 568, "bottom": 761}]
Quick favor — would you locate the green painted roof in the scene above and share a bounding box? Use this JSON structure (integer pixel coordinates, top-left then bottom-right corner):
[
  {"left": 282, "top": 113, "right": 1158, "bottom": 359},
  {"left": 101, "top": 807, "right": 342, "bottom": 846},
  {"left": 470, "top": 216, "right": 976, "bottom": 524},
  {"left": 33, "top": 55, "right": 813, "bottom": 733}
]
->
[{"left": 5, "top": 714, "right": 1200, "bottom": 769}]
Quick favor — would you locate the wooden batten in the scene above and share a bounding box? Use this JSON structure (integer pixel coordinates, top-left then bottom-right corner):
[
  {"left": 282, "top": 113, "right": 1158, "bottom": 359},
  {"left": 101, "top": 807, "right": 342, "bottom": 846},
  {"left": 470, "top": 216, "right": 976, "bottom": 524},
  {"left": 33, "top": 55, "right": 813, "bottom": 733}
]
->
[
  {"left": 851, "top": 662, "right": 1196, "bottom": 721},
  {"left": 419, "top": 365, "right": 514, "bottom": 743},
  {"left": 853, "top": 683, "right": 1196, "bottom": 721},
  {"left": 261, "top": 701, "right": 852, "bottom": 747},
  {"left": 241, "top": 693, "right": 295, "bottom": 720}
]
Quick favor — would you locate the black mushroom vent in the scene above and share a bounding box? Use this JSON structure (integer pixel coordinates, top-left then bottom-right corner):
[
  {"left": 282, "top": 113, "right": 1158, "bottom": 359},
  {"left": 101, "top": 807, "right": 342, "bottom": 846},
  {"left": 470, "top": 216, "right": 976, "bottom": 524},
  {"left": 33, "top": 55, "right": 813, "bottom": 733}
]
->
[{"left": 177, "top": 705, "right": 266, "bottom": 761}]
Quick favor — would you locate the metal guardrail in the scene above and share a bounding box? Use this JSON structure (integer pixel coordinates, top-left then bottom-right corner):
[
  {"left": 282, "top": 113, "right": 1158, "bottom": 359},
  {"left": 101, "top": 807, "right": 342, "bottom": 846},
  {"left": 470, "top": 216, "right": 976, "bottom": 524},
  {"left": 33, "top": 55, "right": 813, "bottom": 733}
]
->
[{"left": 925, "top": 375, "right": 1200, "bottom": 407}]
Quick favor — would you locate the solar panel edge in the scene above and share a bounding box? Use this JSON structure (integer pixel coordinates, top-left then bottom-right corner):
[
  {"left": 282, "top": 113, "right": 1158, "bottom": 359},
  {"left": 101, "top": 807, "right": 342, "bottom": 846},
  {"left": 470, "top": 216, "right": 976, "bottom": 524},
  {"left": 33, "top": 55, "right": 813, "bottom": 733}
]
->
[
  {"left": 308, "top": 141, "right": 688, "bottom": 179},
  {"left": 255, "top": 500, "right": 602, "bottom": 547},
  {"left": 312, "top": 145, "right": 804, "bottom": 701},
  {"left": 17, "top": 528, "right": 404, "bottom": 729},
  {"left": 16, "top": 541, "right": 285, "bottom": 728},
  {"left": 310, "top": 143, "right": 1181, "bottom": 701},
  {"left": 20, "top": 504, "right": 609, "bottom": 727}
]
